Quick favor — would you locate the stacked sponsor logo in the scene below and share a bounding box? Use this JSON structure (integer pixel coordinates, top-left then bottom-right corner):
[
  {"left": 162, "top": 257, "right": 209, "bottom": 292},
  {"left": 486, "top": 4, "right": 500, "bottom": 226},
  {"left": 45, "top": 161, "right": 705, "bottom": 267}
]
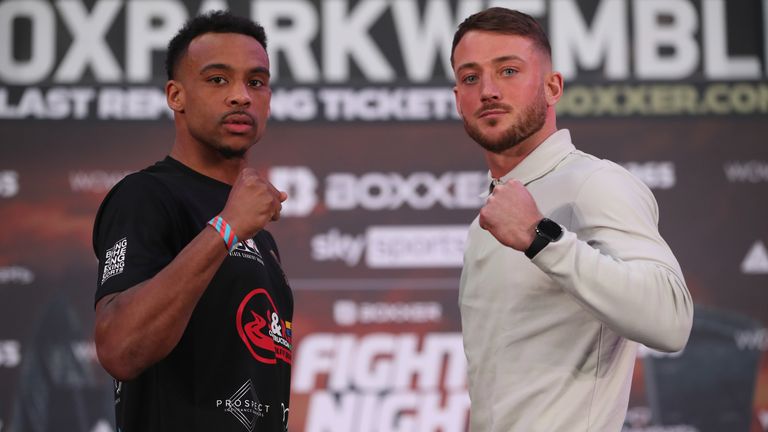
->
[
  {"left": 273, "top": 166, "right": 480, "bottom": 270},
  {"left": 293, "top": 331, "right": 468, "bottom": 432},
  {"left": 0, "top": 266, "right": 34, "bottom": 284},
  {"left": 216, "top": 379, "right": 270, "bottom": 432},
  {"left": 0, "top": 340, "right": 21, "bottom": 368},
  {"left": 0, "top": 170, "right": 18, "bottom": 197},
  {"left": 101, "top": 237, "right": 127, "bottom": 283}
]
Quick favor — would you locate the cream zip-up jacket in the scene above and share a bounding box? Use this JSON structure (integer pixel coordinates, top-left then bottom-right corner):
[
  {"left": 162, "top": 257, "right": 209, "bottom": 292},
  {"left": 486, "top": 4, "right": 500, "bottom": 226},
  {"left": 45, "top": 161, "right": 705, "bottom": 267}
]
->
[{"left": 459, "top": 129, "right": 693, "bottom": 432}]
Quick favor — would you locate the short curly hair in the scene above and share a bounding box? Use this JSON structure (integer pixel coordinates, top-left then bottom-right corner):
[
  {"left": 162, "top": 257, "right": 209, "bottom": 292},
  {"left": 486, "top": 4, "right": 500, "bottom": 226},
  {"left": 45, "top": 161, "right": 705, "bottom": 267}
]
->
[
  {"left": 451, "top": 7, "right": 551, "bottom": 66},
  {"left": 165, "top": 10, "right": 267, "bottom": 80}
]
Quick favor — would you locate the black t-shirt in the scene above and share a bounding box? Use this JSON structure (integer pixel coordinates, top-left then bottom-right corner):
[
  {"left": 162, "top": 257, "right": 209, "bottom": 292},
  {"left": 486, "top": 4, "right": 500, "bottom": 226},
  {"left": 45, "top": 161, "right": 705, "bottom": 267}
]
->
[{"left": 93, "top": 157, "right": 293, "bottom": 432}]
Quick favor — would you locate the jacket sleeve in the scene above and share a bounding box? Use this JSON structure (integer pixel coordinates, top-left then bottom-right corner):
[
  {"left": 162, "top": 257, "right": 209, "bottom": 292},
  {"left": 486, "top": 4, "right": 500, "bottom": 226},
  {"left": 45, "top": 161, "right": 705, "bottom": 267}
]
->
[{"left": 533, "top": 165, "right": 693, "bottom": 352}]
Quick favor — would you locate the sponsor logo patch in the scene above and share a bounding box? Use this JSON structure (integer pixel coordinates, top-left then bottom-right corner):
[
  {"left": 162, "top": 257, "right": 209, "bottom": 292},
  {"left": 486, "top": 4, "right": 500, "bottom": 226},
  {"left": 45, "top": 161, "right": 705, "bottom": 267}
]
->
[
  {"left": 216, "top": 379, "right": 270, "bottom": 432},
  {"left": 237, "top": 289, "right": 292, "bottom": 365},
  {"left": 231, "top": 238, "right": 264, "bottom": 264},
  {"left": 101, "top": 238, "right": 127, "bottom": 284}
]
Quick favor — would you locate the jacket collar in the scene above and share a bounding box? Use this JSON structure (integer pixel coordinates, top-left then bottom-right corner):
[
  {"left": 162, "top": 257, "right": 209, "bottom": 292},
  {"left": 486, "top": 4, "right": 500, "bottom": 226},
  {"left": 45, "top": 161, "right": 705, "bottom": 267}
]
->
[{"left": 486, "top": 129, "right": 575, "bottom": 193}]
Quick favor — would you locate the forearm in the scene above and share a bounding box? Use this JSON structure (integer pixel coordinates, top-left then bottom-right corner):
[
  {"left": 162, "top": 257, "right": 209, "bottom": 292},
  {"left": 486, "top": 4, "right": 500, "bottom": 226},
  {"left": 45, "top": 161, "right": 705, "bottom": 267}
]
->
[
  {"left": 95, "top": 227, "right": 228, "bottom": 380},
  {"left": 535, "top": 231, "right": 694, "bottom": 352}
]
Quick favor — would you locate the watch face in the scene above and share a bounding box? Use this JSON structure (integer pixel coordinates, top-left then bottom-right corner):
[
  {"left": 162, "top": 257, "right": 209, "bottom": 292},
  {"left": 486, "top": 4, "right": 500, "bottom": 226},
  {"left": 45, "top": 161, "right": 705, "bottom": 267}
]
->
[{"left": 537, "top": 218, "right": 563, "bottom": 241}]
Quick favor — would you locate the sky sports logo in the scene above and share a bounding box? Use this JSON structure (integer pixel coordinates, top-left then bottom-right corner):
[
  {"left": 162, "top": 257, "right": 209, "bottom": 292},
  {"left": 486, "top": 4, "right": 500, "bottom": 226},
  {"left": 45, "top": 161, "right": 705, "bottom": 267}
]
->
[{"left": 312, "top": 225, "right": 467, "bottom": 268}]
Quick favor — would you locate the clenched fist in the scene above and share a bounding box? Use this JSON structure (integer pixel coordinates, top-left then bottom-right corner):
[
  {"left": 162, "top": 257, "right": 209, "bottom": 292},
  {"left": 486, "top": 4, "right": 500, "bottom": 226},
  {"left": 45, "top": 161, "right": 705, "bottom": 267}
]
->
[
  {"left": 220, "top": 168, "right": 288, "bottom": 239},
  {"left": 479, "top": 180, "right": 542, "bottom": 251}
]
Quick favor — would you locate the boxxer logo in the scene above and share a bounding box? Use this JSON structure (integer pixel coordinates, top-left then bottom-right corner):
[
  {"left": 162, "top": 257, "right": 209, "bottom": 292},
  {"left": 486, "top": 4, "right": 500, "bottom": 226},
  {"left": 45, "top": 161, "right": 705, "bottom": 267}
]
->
[
  {"left": 269, "top": 167, "right": 318, "bottom": 217},
  {"left": 269, "top": 166, "right": 487, "bottom": 216}
]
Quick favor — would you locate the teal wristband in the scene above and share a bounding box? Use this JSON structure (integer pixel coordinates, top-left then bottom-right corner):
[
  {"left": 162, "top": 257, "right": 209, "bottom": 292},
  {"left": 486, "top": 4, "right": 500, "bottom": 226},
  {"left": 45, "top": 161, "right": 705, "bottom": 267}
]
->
[{"left": 208, "top": 215, "right": 239, "bottom": 253}]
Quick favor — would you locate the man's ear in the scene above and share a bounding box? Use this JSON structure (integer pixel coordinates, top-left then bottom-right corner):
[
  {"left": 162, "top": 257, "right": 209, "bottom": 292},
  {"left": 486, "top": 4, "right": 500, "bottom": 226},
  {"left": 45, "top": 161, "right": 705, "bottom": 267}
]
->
[
  {"left": 544, "top": 72, "right": 563, "bottom": 106},
  {"left": 166, "top": 80, "right": 185, "bottom": 113}
]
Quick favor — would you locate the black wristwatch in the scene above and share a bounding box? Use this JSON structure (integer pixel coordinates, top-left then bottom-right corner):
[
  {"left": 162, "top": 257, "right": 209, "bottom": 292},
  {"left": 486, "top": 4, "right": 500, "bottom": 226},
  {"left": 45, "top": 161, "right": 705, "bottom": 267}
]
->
[{"left": 524, "top": 218, "right": 563, "bottom": 259}]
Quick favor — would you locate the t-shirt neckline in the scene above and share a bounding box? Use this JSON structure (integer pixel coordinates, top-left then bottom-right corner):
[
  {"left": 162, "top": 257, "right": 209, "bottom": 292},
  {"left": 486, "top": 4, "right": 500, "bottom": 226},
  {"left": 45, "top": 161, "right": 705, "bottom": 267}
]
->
[{"left": 162, "top": 156, "right": 232, "bottom": 189}]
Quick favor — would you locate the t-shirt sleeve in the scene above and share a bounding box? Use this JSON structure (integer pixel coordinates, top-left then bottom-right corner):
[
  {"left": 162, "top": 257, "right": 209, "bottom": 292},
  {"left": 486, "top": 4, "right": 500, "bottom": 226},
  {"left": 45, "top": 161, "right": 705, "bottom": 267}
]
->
[{"left": 93, "top": 173, "right": 178, "bottom": 305}]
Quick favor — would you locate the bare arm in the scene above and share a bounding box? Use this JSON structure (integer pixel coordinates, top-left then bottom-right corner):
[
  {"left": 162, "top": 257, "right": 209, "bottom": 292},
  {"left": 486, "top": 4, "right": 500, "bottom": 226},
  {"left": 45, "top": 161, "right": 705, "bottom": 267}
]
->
[
  {"left": 95, "top": 228, "right": 228, "bottom": 380},
  {"left": 94, "top": 168, "right": 287, "bottom": 380}
]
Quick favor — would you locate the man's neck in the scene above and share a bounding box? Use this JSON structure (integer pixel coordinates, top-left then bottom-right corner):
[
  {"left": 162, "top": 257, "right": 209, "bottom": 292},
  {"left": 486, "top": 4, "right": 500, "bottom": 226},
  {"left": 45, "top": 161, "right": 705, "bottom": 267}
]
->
[
  {"left": 169, "top": 145, "right": 245, "bottom": 185},
  {"left": 485, "top": 120, "right": 558, "bottom": 179}
]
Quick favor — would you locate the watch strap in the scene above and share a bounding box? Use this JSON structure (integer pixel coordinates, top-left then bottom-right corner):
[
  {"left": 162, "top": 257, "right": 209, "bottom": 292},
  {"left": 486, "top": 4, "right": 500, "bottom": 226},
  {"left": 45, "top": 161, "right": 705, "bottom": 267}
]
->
[
  {"left": 525, "top": 218, "right": 563, "bottom": 259},
  {"left": 524, "top": 234, "right": 550, "bottom": 259}
]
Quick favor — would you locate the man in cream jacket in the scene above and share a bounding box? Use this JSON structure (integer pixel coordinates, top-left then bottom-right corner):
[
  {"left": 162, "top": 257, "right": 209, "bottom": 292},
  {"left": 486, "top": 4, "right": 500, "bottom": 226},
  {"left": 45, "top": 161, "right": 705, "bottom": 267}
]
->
[{"left": 451, "top": 8, "right": 693, "bottom": 432}]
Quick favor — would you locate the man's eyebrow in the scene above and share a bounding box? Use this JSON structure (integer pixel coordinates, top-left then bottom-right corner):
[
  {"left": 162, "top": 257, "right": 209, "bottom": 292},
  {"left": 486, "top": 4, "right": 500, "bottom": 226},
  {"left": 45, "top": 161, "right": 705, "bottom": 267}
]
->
[
  {"left": 456, "top": 61, "right": 480, "bottom": 73},
  {"left": 491, "top": 55, "right": 525, "bottom": 64},
  {"left": 199, "top": 63, "right": 231, "bottom": 74},
  {"left": 199, "top": 64, "right": 271, "bottom": 77},
  {"left": 250, "top": 66, "right": 271, "bottom": 77},
  {"left": 456, "top": 55, "right": 526, "bottom": 72}
]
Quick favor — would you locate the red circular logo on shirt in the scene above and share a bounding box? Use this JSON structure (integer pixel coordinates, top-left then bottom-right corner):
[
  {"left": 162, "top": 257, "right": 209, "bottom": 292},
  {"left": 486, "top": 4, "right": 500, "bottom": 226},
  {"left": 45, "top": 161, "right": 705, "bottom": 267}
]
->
[{"left": 236, "top": 288, "right": 292, "bottom": 365}]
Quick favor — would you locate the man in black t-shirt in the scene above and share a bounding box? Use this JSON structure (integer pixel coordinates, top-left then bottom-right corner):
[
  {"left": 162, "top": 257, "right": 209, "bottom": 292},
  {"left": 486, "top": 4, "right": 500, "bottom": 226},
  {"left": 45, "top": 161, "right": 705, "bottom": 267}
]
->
[{"left": 93, "top": 11, "right": 292, "bottom": 432}]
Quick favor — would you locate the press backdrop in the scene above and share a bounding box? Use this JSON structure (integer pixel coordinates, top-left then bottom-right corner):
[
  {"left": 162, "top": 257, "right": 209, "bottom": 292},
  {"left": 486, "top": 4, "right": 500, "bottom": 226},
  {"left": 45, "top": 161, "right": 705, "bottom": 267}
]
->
[{"left": 1, "top": 1, "right": 767, "bottom": 431}]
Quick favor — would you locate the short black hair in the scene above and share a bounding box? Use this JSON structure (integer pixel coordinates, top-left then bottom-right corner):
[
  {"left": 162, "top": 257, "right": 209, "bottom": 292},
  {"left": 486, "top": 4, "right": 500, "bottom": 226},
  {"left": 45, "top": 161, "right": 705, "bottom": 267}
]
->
[
  {"left": 165, "top": 10, "right": 267, "bottom": 80},
  {"left": 451, "top": 7, "right": 551, "bottom": 66}
]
